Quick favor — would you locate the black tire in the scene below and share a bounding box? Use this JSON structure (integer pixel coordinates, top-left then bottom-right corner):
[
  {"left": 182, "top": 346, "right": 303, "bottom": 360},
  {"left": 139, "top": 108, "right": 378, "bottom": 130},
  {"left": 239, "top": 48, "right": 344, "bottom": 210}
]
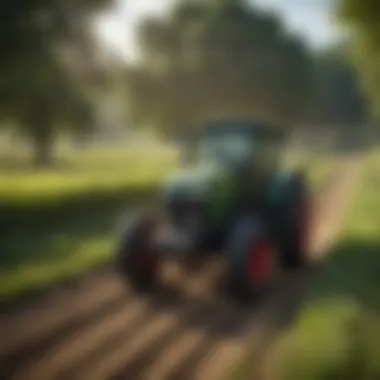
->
[
  {"left": 223, "top": 215, "right": 277, "bottom": 302},
  {"left": 278, "top": 173, "right": 310, "bottom": 269},
  {"left": 115, "top": 213, "right": 159, "bottom": 292}
]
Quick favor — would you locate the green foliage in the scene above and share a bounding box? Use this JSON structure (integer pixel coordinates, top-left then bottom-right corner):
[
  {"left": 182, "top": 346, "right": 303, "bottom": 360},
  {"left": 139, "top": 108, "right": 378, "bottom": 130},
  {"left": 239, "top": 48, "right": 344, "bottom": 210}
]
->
[
  {"left": 127, "top": 0, "right": 314, "bottom": 137},
  {"left": 310, "top": 45, "right": 368, "bottom": 126},
  {"left": 0, "top": 0, "right": 114, "bottom": 165},
  {"left": 337, "top": 0, "right": 380, "bottom": 119},
  {"left": 277, "top": 147, "right": 380, "bottom": 380}
]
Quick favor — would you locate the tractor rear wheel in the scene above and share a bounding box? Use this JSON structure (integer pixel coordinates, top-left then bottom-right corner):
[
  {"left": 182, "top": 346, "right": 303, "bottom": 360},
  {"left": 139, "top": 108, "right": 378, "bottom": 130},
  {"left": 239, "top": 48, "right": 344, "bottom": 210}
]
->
[
  {"left": 279, "top": 173, "right": 310, "bottom": 269},
  {"left": 223, "top": 215, "right": 278, "bottom": 302}
]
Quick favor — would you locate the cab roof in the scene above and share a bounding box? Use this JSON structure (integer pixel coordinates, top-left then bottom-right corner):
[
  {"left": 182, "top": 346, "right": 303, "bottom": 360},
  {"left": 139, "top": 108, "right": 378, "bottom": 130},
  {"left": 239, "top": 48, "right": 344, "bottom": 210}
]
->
[{"left": 202, "top": 118, "right": 285, "bottom": 140}]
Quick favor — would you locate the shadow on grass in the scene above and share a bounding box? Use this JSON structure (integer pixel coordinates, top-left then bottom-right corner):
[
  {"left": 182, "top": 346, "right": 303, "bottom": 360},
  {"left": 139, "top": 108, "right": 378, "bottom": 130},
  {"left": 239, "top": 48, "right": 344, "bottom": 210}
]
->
[
  {"left": 307, "top": 238, "right": 380, "bottom": 313},
  {"left": 266, "top": 237, "right": 380, "bottom": 380},
  {"left": 0, "top": 183, "right": 159, "bottom": 268}
]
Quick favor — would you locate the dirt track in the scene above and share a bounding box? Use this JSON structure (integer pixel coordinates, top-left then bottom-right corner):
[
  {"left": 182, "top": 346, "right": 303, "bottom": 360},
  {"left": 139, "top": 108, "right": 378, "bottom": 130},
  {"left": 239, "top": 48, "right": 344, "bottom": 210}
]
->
[{"left": 0, "top": 156, "right": 359, "bottom": 380}]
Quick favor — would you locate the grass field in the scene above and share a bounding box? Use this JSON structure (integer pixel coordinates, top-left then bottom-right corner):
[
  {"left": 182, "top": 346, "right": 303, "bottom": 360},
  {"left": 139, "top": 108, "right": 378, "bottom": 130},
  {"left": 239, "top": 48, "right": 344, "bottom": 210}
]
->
[
  {"left": 0, "top": 144, "right": 179, "bottom": 299},
  {"left": 0, "top": 143, "right": 336, "bottom": 301},
  {"left": 273, "top": 147, "right": 380, "bottom": 380}
]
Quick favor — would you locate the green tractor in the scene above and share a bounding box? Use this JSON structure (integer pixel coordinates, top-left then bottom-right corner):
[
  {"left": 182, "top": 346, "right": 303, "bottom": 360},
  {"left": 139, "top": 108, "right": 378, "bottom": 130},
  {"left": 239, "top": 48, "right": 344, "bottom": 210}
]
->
[{"left": 115, "top": 118, "right": 310, "bottom": 301}]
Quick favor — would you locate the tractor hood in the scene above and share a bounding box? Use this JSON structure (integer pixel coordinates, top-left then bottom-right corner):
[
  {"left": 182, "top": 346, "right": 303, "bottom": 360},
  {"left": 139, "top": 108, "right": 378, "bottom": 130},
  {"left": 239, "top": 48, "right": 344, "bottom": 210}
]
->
[{"left": 162, "top": 162, "right": 223, "bottom": 201}]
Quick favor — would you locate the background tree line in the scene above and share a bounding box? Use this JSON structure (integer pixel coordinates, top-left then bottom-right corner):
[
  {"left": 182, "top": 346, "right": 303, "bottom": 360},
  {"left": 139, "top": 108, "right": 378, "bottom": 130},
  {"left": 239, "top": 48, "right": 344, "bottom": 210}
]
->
[
  {"left": 0, "top": 0, "right": 112, "bottom": 165},
  {"left": 0, "top": 0, "right": 375, "bottom": 165}
]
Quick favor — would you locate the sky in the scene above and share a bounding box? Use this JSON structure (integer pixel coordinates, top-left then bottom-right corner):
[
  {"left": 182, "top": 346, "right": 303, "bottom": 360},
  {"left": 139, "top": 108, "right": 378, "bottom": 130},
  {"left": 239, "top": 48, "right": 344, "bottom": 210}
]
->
[{"left": 94, "top": 0, "right": 338, "bottom": 60}]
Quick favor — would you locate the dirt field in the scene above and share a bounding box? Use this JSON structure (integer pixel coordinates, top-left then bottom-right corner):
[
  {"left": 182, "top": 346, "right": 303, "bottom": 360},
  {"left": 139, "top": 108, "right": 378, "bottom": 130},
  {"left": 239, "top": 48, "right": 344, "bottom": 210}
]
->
[{"left": 0, "top": 156, "right": 359, "bottom": 380}]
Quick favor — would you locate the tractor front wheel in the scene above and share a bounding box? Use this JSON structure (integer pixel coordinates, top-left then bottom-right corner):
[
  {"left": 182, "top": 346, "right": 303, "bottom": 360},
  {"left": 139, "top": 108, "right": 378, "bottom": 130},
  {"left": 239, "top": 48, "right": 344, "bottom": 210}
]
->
[{"left": 115, "top": 213, "right": 160, "bottom": 292}]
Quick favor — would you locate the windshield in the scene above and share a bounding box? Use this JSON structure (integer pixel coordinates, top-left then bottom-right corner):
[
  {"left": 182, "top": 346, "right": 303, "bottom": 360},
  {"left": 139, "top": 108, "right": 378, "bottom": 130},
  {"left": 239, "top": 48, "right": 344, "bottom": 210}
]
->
[{"left": 197, "top": 133, "right": 253, "bottom": 164}]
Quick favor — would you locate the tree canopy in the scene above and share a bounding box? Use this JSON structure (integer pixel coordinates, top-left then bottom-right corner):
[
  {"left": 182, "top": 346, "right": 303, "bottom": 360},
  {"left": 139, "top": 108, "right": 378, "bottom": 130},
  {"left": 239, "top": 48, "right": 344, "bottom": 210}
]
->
[
  {"left": 338, "top": 0, "right": 380, "bottom": 118},
  {"left": 0, "top": 0, "right": 114, "bottom": 164},
  {"left": 309, "top": 44, "right": 368, "bottom": 127},
  {"left": 126, "top": 0, "right": 314, "bottom": 138}
]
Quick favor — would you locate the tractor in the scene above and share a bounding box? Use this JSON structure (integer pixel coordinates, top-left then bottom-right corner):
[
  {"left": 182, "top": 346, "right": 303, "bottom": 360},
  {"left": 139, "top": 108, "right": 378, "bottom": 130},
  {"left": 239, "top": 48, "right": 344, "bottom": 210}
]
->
[{"left": 115, "top": 118, "right": 310, "bottom": 301}]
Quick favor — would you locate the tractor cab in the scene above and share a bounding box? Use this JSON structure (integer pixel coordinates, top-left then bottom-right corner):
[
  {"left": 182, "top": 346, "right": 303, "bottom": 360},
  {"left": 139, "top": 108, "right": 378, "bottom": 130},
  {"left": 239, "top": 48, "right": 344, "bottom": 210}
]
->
[
  {"left": 162, "top": 119, "right": 285, "bottom": 230},
  {"left": 195, "top": 118, "right": 284, "bottom": 180}
]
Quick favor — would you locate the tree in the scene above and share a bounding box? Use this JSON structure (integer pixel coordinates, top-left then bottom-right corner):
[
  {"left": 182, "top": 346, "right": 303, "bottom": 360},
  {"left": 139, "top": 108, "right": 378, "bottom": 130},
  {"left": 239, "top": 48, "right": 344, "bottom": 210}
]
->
[
  {"left": 0, "top": 0, "right": 114, "bottom": 165},
  {"left": 309, "top": 44, "right": 368, "bottom": 126},
  {"left": 337, "top": 0, "right": 380, "bottom": 118},
  {"left": 126, "top": 0, "right": 314, "bottom": 139}
]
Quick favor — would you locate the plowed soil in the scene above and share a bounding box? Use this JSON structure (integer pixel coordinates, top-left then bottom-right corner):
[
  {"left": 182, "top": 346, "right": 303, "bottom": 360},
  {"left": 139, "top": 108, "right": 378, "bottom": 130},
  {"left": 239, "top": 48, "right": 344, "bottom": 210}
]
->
[{"left": 0, "top": 156, "right": 359, "bottom": 380}]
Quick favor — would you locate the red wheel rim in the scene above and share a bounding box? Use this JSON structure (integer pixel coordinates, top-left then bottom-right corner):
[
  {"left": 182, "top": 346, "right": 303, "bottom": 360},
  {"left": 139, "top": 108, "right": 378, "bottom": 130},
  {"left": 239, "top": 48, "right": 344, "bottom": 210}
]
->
[{"left": 249, "top": 238, "right": 273, "bottom": 285}]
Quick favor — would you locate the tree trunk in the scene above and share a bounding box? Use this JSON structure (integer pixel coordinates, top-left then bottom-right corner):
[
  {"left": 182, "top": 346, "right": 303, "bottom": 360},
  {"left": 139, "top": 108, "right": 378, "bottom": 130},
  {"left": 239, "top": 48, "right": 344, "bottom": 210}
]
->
[
  {"left": 34, "top": 139, "right": 53, "bottom": 166},
  {"left": 32, "top": 129, "right": 54, "bottom": 167}
]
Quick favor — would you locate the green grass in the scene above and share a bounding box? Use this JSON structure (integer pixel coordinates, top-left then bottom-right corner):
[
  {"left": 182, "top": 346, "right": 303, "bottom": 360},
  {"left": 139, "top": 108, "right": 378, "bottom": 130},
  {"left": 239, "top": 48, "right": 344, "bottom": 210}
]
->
[
  {"left": 0, "top": 145, "right": 336, "bottom": 301},
  {"left": 275, "top": 147, "right": 380, "bottom": 380},
  {"left": 307, "top": 153, "right": 338, "bottom": 191},
  {"left": 284, "top": 147, "right": 338, "bottom": 191},
  {"left": 0, "top": 145, "right": 177, "bottom": 206},
  {"left": 0, "top": 145, "right": 179, "bottom": 300}
]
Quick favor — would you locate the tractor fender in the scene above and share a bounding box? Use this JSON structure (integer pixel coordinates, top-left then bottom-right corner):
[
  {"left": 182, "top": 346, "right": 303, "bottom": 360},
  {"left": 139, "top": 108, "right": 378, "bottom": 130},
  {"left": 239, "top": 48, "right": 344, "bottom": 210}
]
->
[
  {"left": 268, "top": 169, "right": 305, "bottom": 206},
  {"left": 269, "top": 169, "right": 309, "bottom": 269}
]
